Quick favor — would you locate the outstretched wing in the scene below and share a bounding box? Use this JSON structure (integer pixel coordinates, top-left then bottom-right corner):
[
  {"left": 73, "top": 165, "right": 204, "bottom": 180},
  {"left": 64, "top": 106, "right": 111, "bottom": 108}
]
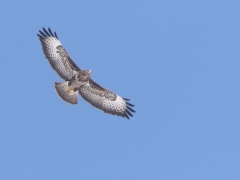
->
[
  {"left": 78, "top": 79, "right": 136, "bottom": 119},
  {"left": 37, "top": 27, "right": 81, "bottom": 81}
]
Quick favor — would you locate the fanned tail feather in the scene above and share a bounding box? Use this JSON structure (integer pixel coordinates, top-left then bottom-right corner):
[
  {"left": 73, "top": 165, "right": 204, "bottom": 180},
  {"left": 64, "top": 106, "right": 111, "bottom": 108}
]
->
[{"left": 55, "top": 82, "right": 78, "bottom": 104}]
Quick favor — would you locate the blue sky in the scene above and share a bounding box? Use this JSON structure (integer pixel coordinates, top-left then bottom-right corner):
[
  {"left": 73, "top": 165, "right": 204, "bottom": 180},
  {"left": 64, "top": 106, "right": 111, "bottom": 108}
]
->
[{"left": 0, "top": 1, "right": 240, "bottom": 179}]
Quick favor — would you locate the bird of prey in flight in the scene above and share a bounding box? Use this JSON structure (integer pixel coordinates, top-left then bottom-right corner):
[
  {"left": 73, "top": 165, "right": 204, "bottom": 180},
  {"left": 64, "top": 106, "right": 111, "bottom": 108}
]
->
[{"left": 37, "top": 27, "right": 135, "bottom": 119}]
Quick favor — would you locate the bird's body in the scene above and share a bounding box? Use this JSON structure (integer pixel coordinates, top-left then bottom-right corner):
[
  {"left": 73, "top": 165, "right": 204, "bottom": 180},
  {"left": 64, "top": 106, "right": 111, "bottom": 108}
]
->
[{"left": 37, "top": 27, "right": 135, "bottom": 119}]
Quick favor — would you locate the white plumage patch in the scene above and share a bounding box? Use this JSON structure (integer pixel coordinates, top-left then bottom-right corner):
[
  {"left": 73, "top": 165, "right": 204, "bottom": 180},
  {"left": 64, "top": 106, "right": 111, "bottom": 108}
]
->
[{"left": 102, "top": 95, "right": 126, "bottom": 115}]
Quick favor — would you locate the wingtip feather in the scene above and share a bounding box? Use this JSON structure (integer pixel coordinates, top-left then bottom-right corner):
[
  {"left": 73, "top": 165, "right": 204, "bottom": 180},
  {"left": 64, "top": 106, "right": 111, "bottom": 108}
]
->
[
  {"left": 48, "top": 27, "right": 54, "bottom": 37},
  {"left": 37, "top": 27, "right": 59, "bottom": 39},
  {"left": 126, "top": 102, "right": 135, "bottom": 107},
  {"left": 37, "top": 34, "right": 44, "bottom": 39},
  {"left": 39, "top": 30, "right": 47, "bottom": 37},
  {"left": 124, "top": 112, "right": 130, "bottom": 119},
  {"left": 43, "top": 27, "right": 50, "bottom": 36},
  {"left": 54, "top": 32, "right": 59, "bottom": 39},
  {"left": 127, "top": 106, "right": 136, "bottom": 113},
  {"left": 125, "top": 109, "right": 133, "bottom": 117}
]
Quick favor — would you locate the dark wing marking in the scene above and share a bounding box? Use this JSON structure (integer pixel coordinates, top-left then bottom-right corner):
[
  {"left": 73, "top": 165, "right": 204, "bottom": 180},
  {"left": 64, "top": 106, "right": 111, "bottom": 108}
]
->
[
  {"left": 78, "top": 79, "right": 136, "bottom": 119},
  {"left": 54, "top": 32, "right": 59, "bottom": 39},
  {"left": 37, "top": 27, "right": 81, "bottom": 80},
  {"left": 43, "top": 28, "right": 51, "bottom": 36},
  {"left": 39, "top": 30, "right": 47, "bottom": 38},
  {"left": 48, "top": 28, "right": 54, "bottom": 37}
]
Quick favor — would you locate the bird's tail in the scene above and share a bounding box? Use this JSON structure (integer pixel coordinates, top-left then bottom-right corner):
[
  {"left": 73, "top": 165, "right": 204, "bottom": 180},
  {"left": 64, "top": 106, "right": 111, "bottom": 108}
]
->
[{"left": 55, "top": 82, "right": 78, "bottom": 104}]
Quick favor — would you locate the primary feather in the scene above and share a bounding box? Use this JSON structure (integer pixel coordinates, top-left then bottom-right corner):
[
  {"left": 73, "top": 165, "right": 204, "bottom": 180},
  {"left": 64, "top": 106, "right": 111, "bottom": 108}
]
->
[{"left": 38, "top": 28, "right": 80, "bottom": 80}]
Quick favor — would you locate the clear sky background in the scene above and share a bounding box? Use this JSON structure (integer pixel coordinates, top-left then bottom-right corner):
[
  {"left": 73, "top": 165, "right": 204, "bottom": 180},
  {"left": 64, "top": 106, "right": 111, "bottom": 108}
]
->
[{"left": 0, "top": 1, "right": 239, "bottom": 179}]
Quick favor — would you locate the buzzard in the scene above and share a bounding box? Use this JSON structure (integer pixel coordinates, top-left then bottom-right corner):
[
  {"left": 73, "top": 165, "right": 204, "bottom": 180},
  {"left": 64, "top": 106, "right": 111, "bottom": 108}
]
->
[{"left": 37, "top": 27, "right": 135, "bottom": 119}]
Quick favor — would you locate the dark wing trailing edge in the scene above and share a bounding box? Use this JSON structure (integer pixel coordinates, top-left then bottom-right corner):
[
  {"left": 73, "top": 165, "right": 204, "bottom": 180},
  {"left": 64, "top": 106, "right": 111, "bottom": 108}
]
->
[
  {"left": 37, "top": 27, "right": 81, "bottom": 81},
  {"left": 78, "top": 79, "right": 136, "bottom": 119}
]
